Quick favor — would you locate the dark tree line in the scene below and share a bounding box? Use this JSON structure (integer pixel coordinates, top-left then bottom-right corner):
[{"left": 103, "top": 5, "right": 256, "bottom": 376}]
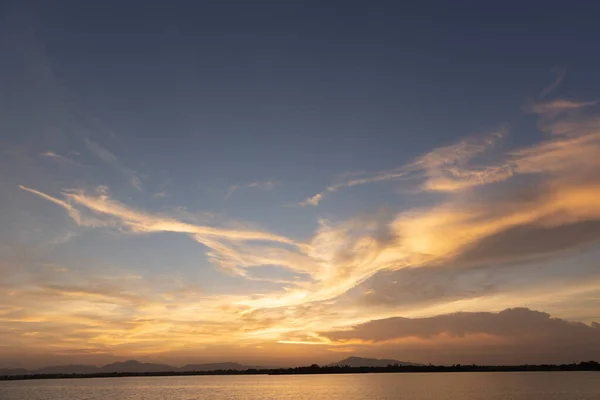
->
[{"left": 1, "top": 361, "right": 598, "bottom": 381}]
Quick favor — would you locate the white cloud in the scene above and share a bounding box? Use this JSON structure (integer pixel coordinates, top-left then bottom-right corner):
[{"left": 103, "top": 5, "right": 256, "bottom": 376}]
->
[{"left": 248, "top": 181, "right": 276, "bottom": 190}]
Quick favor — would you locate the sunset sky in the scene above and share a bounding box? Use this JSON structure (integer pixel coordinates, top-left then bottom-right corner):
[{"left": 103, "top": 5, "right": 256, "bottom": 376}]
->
[{"left": 1, "top": 1, "right": 600, "bottom": 368}]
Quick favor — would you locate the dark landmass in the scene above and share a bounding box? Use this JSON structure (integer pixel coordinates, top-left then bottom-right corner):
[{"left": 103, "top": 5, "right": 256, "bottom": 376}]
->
[
  {"left": 328, "top": 356, "right": 422, "bottom": 367},
  {"left": 0, "top": 368, "right": 29, "bottom": 376},
  {"left": 0, "top": 357, "right": 400, "bottom": 376},
  {"left": 0, "top": 359, "right": 277, "bottom": 378},
  {"left": 99, "top": 360, "right": 174, "bottom": 373},
  {"left": 35, "top": 364, "right": 101, "bottom": 375},
  {"left": 1, "top": 360, "right": 598, "bottom": 381},
  {"left": 179, "top": 362, "right": 273, "bottom": 372}
]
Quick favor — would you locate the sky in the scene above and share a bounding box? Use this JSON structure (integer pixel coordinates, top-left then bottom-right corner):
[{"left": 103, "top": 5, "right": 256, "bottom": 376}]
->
[{"left": 1, "top": 1, "right": 600, "bottom": 368}]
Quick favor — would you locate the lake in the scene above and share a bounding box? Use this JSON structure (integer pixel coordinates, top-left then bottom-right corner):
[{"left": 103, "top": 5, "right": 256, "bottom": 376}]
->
[{"left": 1, "top": 372, "right": 599, "bottom": 399}]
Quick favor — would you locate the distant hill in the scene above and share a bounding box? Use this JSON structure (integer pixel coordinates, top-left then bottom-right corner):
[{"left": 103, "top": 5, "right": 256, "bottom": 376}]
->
[
  {"left": 328, "top": 356, "right": 422, "bottom": 368},
  {"left": 99, "top": 360, "right": 174, "bottom": 373},
  {"left": 0, "top": 360, "right": 274, "bottom": 376},
  {"left": 0, "top": 368, "right": 29, "bottom": 376},
  {"left": 2, "top": 358, "right": 424, "bottom": 376}
]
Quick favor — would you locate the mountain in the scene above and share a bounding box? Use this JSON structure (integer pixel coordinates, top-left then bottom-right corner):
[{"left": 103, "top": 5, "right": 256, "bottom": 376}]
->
[
  {"left": 99, "top": 360, "right": 175, "bottom": 373},
  {"left": 329, "top": 356, "right": 422, "bottom": 367},
  {"left": 0, "top": 360, "right": 277, "bottom": 376},
  {"left": 179, "top": 362, "right": 265, "bottom": 371},
  {"left": 0, "top": 368, "right": 30, "bottom": 376}
]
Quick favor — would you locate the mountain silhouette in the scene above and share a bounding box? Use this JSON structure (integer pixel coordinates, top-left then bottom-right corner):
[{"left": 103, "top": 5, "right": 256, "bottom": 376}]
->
[
  {"left": 0, "top": 357, "right": 423, "bottom": 376},
  {"left": 99, "top": 360, "right": 174, "bottom": 373},
  {"left": 328, "top": 356, "right": 422, "bottom": 367},
  {"left": 0, "top": 360, "right": 273, "bottom": 375},
  {"left": 0, "top": 368, "right": 29, "bottom": 376}
]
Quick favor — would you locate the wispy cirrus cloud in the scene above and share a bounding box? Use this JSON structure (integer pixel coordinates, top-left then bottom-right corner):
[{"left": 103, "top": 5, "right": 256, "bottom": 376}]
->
[
  {"left": 300, "top": 171, "right": 411, "bottom": 206},
  {"left": 19, "top": 185, "right": 82, "bottom": 225},
  {"left": 538, "top": 66, "right": 566, "bottom": 99},
  {"left": 21, "top": 186, "right": 301, "bottom": 246},
  {"left": 40, "top": 151, "right": 83, "bottom": 167},
  {"left": 248, "top": 180, "right": 277, "bottom": 190},
  {"left": 224, "top": 185, "right": 238, "bottom": 199},
  {"left": 84, "top": 138, "right": 142, "bottom": 191},
  {"left": 527, "top": 99, "right": 598, "bottom": 117},
  {"left": 226, "top": 180, "right": 277, "bottom": 200},
  {"left": 20, "top": 103, "right": 600, "bottom": 312},
  {"left": 300, "top": 129, "right": 507, "bottom": 206},
  {"left": 302, "top": 93, "right": 600, "bottom": 207},
  {"left": 40, "top": 151, "right": 64, "bottom": 160}
]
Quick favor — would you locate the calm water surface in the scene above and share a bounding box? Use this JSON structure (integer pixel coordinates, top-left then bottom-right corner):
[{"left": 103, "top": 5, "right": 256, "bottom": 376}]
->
[{"left": 1, "top": 372, "right": 599, "bottom": 400}]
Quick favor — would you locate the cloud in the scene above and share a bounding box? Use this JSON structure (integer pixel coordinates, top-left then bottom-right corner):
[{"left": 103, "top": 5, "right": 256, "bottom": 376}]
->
[
  {"left": 84, "top": 139, "right": 142, "bottom": 190},
  {"left": 40, "top": 151, "right": 65, "bottom": 160},
  {"left": 40, "top": 283, "right": 148, "bottom": 306},
  {"left": 19, "top": 185, "right": 314, "bottom": 285},
  {"left": 319, "top": 308, "right": 600, "bottom": 364},
  {"left": 20, "top": 186, "right": 302, "bottom": 246},
  {"left": 409, "top": 129, "right": 511, "bottom": 192},
  {"left": 300, "top": 193, "right": 324, "bottom": 207},
  {"left": 300, "top": 129, "right": 508, "bottom": 205},
  {"left": 301, "top": 103, "right": 600, "bottom": 206},
  {"left": 226, "top": 181, "right": 277, "bottom": 200},
  {"left": 20, "top": 103, "right": 600, "bottom": 314},
  {"left": 456, "top": 220, "right": 600, "bottom": 266},
  {"left": 248, "top": 181, "right": 276, "bottom": 190},
  {"left": 300, "top": 172, "right": 411, "bottom": 206},
  {"left": 40, "top": 151, "right": 82, "bottom": 167},
  {"left": 225, "top": 185, "right": 238, "bottom": 199},
  {"left": 293, "top": 108, "right": 600, "bottom": 307},
  {"left": 19, "top": 185, "right": 81, "bottom": 224},
  {"left": 528, "top": 99, "right": 598, "bottom": 117},
  {"left": 538, "top": 66, "right": 566, "bottom": 99},
  {"left": 13, "top": 92, "right": 600, "bottom": 367}
]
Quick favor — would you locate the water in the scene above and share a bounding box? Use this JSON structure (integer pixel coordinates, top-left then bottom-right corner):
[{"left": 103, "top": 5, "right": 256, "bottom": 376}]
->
[{"left": 1, "top": 372, "right": 599, "bottom": 400}]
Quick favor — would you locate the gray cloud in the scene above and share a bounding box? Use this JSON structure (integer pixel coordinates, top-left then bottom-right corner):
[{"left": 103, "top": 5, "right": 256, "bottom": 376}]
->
[
  {"left": 350, "top": 265, "right": 500, "bottom": 309},
  {"left": 457, "top": 220, "right": 600, "bottom": 266},
  {"left": 325, "top": 308, "right": 599, "bottom": 341},
  {"left": 321, "top": 308, "right": 600, "bottom": 364}
]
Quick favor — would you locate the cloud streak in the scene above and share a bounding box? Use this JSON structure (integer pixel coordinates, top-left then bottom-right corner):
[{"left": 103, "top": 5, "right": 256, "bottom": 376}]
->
[
  {"left": 538, "top": 66, "right": 566, "bottom": 99},
  {"left": 248, "top": 180, "right": 276, "bottom": 190},
  {"left": 300, "top": 130, "right": 508, "bottom": 205},
  {"left": 226, "top": 181, "right": 277, "bottom": 200},
  {"left": 303, "top": 94, "right": 600, "bottom": 206},
  {"left": 19, "top": 185, "right": 81, "bottom": 225},
  {"left": 85, "top": 139, "right": 142, "bottom": 191},
  {"left": 528, "top": 99, "right": 598, "bottom": 117},
  {"left": 21, "top": 186, "right": 302, "bottom": 246}
]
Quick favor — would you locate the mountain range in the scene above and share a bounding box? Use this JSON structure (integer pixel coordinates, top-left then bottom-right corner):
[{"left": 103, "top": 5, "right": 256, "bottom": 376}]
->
[{"left": 0, "top": 357, "right": 419, "bottom": 376}]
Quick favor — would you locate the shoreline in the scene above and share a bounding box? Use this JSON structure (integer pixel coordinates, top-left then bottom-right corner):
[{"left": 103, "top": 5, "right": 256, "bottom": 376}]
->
[{"left": 2, "top": 362, "right": 599, "bottom": 382}]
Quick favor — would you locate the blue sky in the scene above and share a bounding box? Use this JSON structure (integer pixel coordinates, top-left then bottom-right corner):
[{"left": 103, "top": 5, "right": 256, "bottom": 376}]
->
[{"left": 1, "top": 1, "right": 600, "bottom": 367}]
